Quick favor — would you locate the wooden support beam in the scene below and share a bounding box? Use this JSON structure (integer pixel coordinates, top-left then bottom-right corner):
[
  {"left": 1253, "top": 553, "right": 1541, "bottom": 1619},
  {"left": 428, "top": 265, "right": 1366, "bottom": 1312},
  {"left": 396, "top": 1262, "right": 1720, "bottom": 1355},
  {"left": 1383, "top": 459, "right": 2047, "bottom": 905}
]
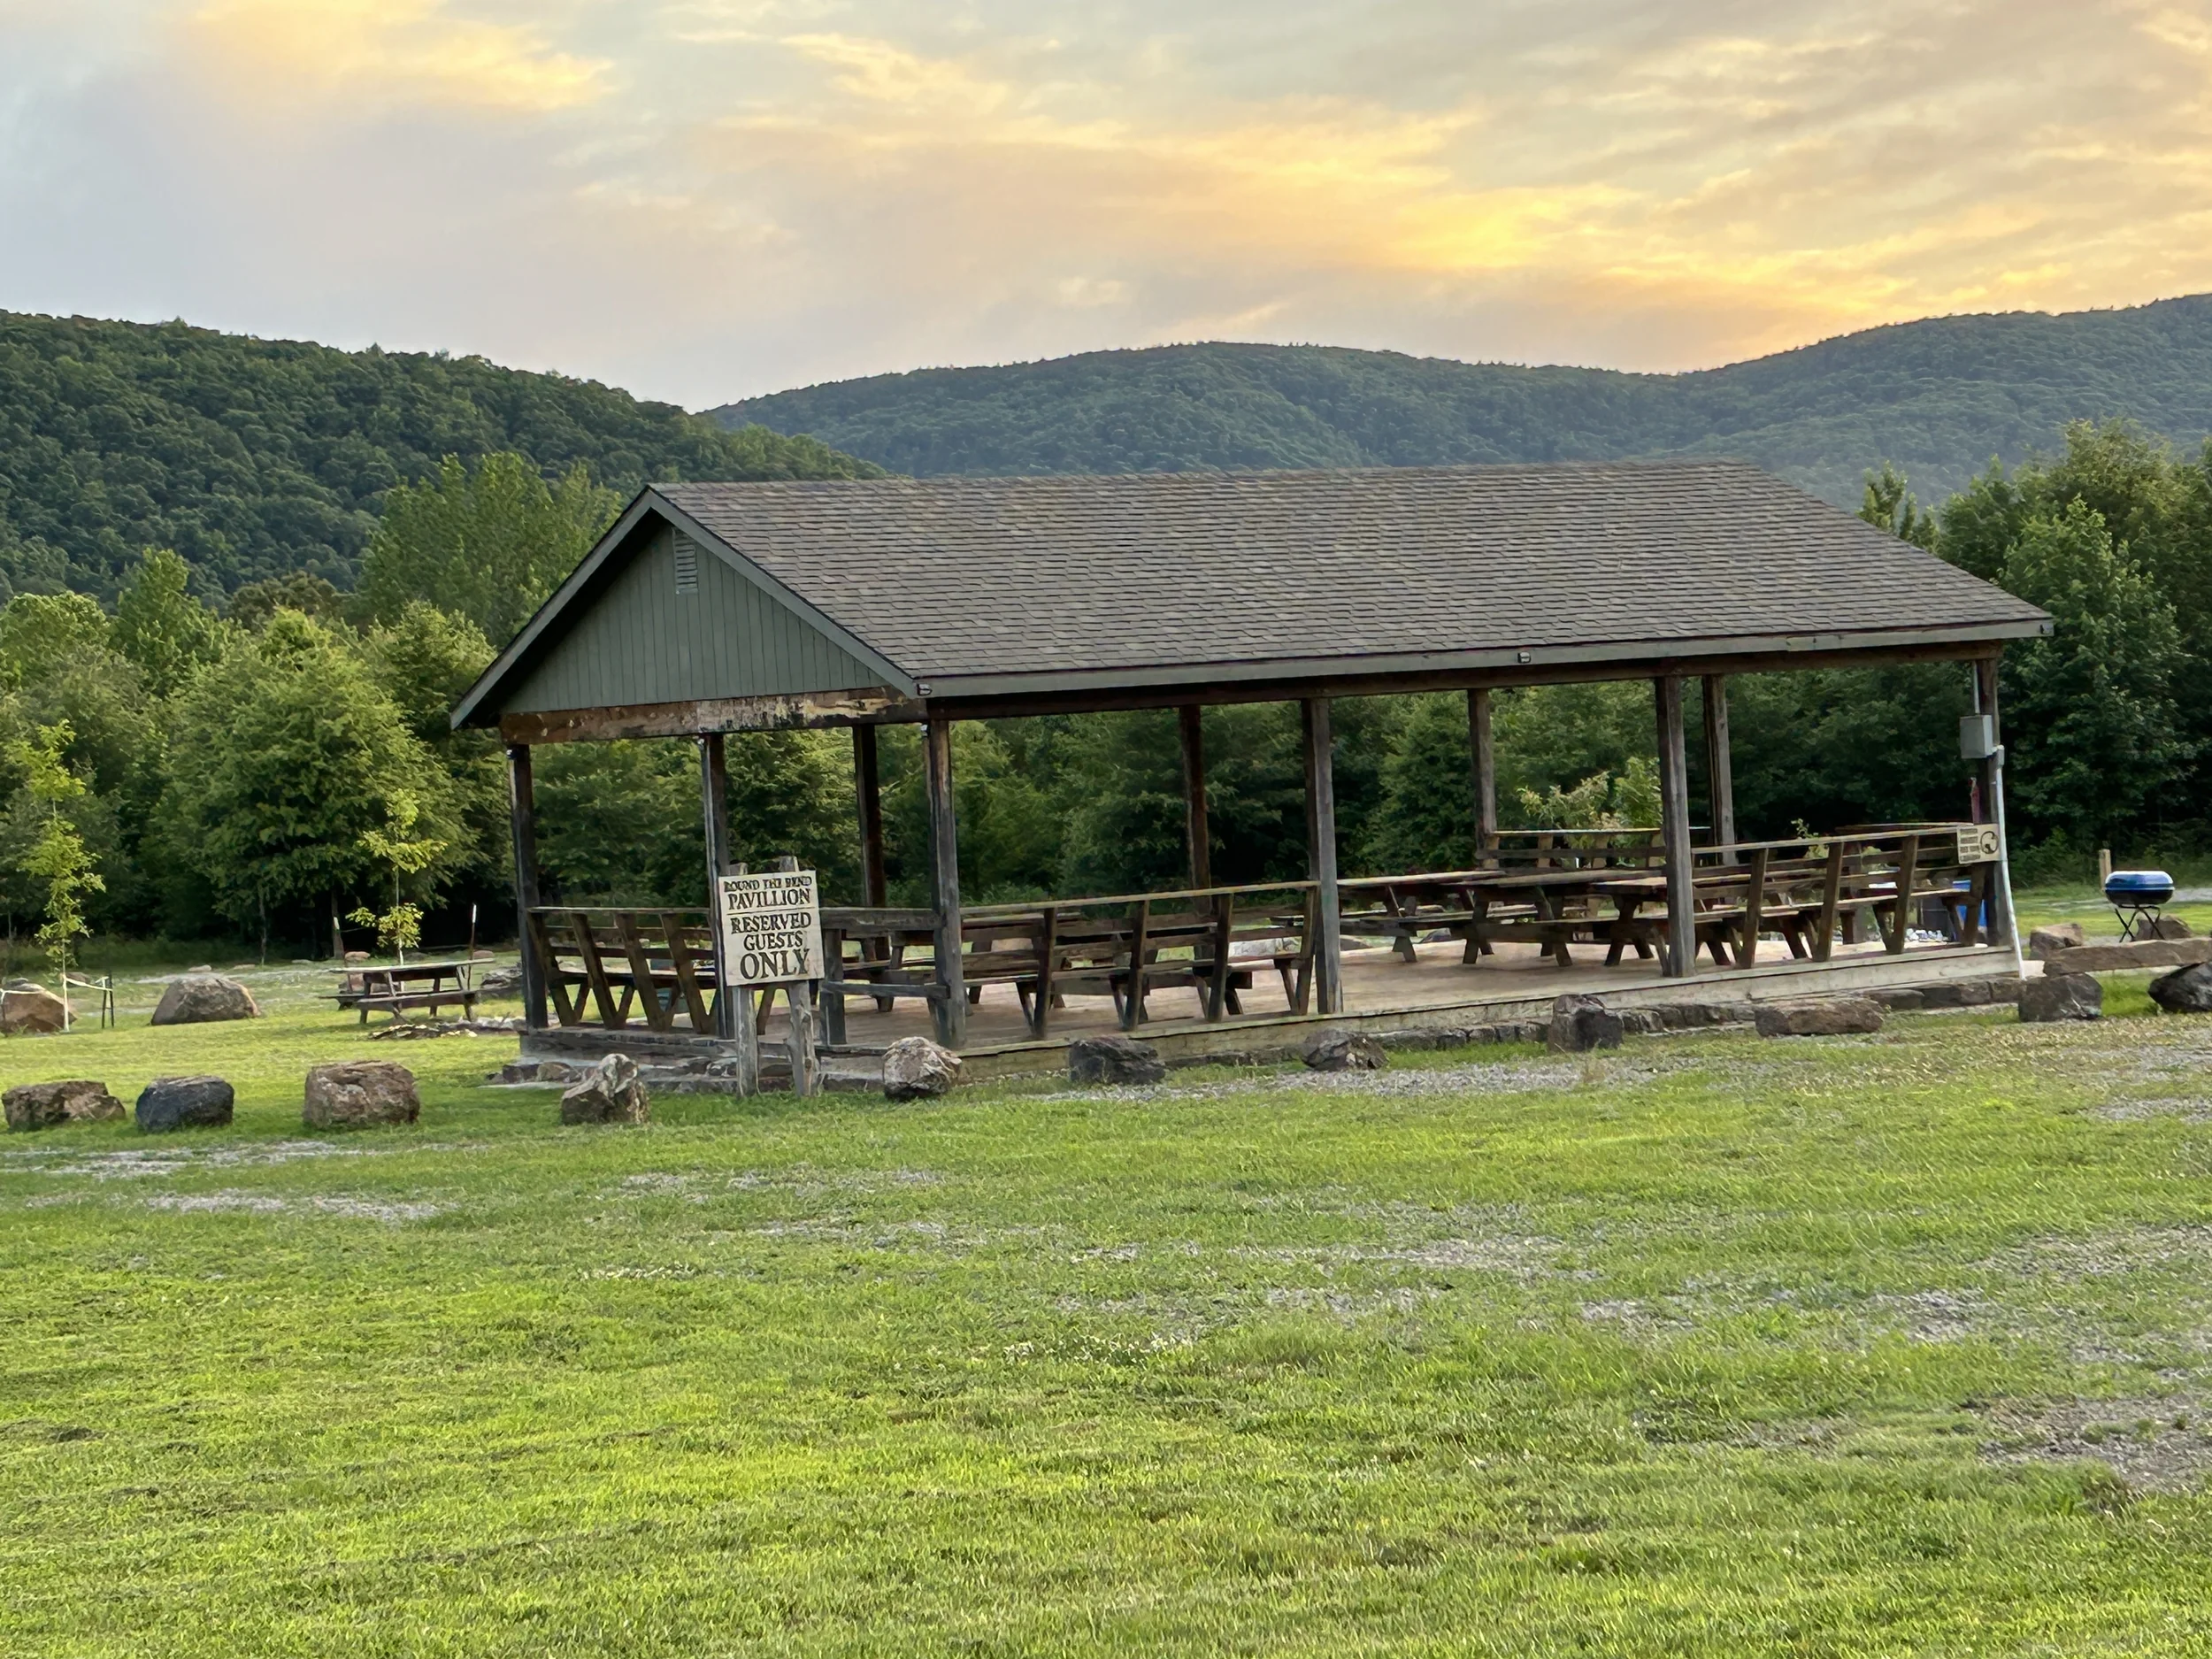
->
[
  {"left": 504, "top": 743, "right": 548, "bottom": 1032},
  {"left": 1974, "top": 657, "right": 2015, "bottom": 947},
  {"left": 1653, "top": 676, "right": 1695, "bottom": 978},
  {"left": 1302, "top": 697, "right": 1344, "bottom": 1015},
  {"left": 772, "top": 854, "right": 821, "bottom": 1097},
  {"left": 700, "top": 733, "right": 757, "bottom": 1092},
  {"left": 1701, "top": 674, "right": 1735, "bottom": 850},
  {"left": 1468, "top": 687, "right": 1497, "bottom": 865},
  {"left": 924, "top": 710, "right": 967, "bottom": 1048},
  {"left": 498, "top": 687, "right": 918, "bottom": 745},
  {"left": 1179, "top": 703, "right": 1212, "bottom": 890},
  {"left": 853, "top": 724, "right": 888, "bottom": 909}
]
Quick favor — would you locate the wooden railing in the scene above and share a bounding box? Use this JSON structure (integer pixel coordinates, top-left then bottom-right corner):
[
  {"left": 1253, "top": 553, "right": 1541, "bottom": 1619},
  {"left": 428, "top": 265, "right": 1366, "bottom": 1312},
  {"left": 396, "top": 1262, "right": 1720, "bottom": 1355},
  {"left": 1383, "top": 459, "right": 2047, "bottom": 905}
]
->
[
  {"left": 822, "top": 881, "right": 1319, "bottom": 1041},
  {"left": 1336, "top": 823, "right": 2001, "bottom": 971},
  {"left": 526, "top": 907, "right": 718, "bottom": 1033},
  {"left": 529, "top": 822, "right": 2001, "bottom": 1042}
]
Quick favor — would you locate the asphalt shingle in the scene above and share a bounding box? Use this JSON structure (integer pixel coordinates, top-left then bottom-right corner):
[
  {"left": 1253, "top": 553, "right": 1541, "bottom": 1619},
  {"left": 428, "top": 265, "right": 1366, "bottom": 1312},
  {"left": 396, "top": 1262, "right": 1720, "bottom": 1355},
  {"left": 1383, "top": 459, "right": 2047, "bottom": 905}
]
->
[{"left": 652, "top": 460, "right": 2046, "bottom": 686}]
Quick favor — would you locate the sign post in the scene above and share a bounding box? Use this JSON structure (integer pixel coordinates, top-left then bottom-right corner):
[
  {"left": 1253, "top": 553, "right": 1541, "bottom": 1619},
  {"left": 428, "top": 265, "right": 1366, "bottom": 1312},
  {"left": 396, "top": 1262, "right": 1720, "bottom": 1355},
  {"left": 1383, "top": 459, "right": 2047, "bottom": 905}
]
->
[{"left": 716, "top": 865, "right": 825, "bottom": 1096}]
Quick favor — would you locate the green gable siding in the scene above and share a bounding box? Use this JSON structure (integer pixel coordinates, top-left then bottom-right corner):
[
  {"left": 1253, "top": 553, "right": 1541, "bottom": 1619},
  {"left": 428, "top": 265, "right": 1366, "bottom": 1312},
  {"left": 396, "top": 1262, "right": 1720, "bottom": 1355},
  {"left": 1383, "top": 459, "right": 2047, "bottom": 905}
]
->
[{"left": 501, "top": 523, "right": 888, "bottom": 715}]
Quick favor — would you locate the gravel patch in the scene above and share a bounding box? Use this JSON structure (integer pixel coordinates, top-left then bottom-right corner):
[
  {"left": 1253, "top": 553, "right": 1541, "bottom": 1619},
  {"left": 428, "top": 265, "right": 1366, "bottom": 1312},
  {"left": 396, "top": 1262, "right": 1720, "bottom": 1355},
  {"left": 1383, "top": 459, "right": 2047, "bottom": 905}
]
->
[
  {"left": 1979, "top": 1395, "right": 2212, "bottom": 1493},
  {"left": 1041, "top": 1056, "right": 1672, "bottom": 1105},
  {"left": 136, "top": 1189, "right": 442, "bottom": 1223},
  {"left": 2094, "top": 1096, "right": 2212, "bottom": 1123}
]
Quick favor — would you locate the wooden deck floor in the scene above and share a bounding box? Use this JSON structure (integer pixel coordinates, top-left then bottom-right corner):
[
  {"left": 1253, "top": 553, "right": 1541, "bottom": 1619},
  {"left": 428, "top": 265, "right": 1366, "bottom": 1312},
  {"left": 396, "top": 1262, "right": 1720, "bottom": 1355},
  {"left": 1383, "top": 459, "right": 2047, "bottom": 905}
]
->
[{"left": 822, "top": 932, "right": 2018, "bottom": 1061}]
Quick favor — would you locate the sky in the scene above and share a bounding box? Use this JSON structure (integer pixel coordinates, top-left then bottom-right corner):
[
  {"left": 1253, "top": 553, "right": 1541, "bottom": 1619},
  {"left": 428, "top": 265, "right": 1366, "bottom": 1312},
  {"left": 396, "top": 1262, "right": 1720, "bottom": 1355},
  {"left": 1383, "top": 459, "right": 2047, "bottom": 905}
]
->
[{"left": 3, "top": 0, "right": 2210, "bottom": 408}]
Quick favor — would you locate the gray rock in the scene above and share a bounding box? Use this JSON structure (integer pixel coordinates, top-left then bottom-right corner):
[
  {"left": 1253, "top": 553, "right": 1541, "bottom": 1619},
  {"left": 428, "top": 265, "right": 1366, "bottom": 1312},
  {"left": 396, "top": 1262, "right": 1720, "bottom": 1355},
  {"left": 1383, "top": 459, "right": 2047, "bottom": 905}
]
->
[
  {"left": 1069, "top": 1034, "right": 1167, "bottom": 1086},
  {"left": 2148, "top": 916, "right": 2194, "bottom": 941},
  {"left": 2148, "top": 963, "right": 2212, "bottom": 1014},
  {"left": 560, "top": 1053, "right": 650, "bottom": 1124},
  {"left": 478, "top": 963, "right": 526, "bottom": 997},
  {"left": 2020, "top": 973, "right": 2102, "bottom": 1022},
  {"left": 303, "top": 1061, "right": 420, "bottom": 1129},
  {"left": 882, "top": 1036, "right": 962, "bottom": 1100},
  {"left": 135, "top": 1076, "right": 234, "bottom": 1132},
  {"left": 2029, "top": 923, "right": 2086, "bottom": 960},
  {"left": 4, "top": 1079, "right": 123, "bottom": 1131},
  {"left": 150, "top": 974, "right": 259, "bottom": 1026},
  {"left": 1753, "top": 998, "right": 1885, "bottom": 1038},
  {"left": 1547, "top": 995, "right": 1622, "bottom": 1053},
  {"left": 0, "top": 980, "right": 67, "bottom": 1035},
  {"left": 1302, "top": 1028, "right": 1386, "bottom": 1071},
  {"left": 1870, "top": 988, "right": 1926, "bottom": 1011}
]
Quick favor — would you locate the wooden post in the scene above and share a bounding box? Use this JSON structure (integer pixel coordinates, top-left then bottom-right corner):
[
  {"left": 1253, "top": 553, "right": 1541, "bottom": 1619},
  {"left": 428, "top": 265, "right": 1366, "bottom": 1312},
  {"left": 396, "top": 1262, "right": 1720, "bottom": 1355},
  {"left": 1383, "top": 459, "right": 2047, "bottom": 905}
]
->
[
  {"left": 701, "top": 733, "right": 757, "bottom": 1092},
  {"left": 504, "top": 743, "right": 548, "bottom": 1033},
  {"left": 853, "top": 724, "right": 887, "bottom": 909},
  {"left": 1468, "top": 687, "right": 1497, "bottom": 865},
  {"left": 1653, "top": 676, "right": 1695, "bottom": 978},
  {"left": 1974, "top": 657, "right": 2014, "bottom": 947},
  {"left": 1701, "top": 674, "right": 1735, "bottom": 851},
  {"left": 925, "top": 710, "right": 967, "bottom": 1048},
  {"left": 771, "top": 855, "right": 822, "bottom": 1097},
  {"left": 1179, "top": 704, "right": 1212, "bottom": 890},
  {"left": 1302, "top": 697, "right": 1343, "bottom": 1015}
]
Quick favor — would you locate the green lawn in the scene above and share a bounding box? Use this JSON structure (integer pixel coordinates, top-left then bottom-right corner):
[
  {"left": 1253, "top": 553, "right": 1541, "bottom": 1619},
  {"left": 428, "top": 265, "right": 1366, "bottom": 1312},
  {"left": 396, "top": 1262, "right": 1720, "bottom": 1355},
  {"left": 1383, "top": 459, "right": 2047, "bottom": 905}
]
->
[{"left": 5, "top": 989, "right": 2212, "bottom": 1654}]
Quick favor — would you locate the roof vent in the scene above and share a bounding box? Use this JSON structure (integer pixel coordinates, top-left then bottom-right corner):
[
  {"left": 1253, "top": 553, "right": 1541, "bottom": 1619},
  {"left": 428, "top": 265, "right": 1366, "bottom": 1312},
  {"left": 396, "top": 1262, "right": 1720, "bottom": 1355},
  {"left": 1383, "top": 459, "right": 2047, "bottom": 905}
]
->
[{"left": 672, "top": 537, "right": 699, "bottom": 595}]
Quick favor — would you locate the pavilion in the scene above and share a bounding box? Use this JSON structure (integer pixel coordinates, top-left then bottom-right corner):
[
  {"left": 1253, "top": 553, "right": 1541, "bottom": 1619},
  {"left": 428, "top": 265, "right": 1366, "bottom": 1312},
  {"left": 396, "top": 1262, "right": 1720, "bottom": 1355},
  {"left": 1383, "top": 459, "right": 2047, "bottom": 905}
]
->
[{"left": 451, "top": 460, "right": 2050, "bottom": 1081}]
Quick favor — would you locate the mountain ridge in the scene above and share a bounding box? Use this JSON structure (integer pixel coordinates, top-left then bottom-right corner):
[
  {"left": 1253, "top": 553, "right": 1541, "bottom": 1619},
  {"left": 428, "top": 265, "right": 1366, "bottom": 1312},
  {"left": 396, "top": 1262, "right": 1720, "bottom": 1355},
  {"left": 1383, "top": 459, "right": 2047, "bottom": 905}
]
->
[{"left": 711, "top": 295, "right": 2212, "bottom": 506}]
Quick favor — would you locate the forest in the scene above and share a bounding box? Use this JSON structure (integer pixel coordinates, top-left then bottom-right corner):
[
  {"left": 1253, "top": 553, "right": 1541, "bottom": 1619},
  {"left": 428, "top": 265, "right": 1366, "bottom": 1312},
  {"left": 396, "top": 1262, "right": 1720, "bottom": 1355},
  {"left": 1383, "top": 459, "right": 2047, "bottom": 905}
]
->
[
  {"left": 0, "top": 418, "right": 2202, "bottom": 963},
  {"left": 0, "top": 310, "right": 874, "bottom": 603},
  {"left": 718, "top": 294, "right": 2212, "bottom": 509}
]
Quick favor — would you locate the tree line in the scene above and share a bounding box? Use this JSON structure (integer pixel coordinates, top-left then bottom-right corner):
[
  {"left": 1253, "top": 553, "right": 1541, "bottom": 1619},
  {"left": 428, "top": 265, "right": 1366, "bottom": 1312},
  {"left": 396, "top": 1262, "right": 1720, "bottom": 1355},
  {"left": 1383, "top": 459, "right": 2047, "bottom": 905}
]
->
[{"left": 0, "top": 421, "right": 2200, "bottom": 966}]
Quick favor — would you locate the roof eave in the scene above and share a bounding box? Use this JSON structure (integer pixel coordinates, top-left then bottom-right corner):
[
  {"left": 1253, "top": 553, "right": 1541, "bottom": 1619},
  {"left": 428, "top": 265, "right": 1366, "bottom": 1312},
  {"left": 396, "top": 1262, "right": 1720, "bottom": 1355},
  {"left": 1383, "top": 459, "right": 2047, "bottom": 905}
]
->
[
  {"left": 449, "top": 487, "right": 921, "bottom": 731},
  {"left": 912, "top": 617, "right": 2052, "bottom": 701}
]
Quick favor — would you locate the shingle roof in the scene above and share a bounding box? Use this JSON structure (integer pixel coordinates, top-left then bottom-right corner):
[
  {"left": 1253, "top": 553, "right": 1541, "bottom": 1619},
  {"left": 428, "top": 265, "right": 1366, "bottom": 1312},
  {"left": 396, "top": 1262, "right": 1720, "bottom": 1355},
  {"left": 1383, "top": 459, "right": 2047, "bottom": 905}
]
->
[{"left": 655, "top": 460, "right": 2045, "bottom": 691}]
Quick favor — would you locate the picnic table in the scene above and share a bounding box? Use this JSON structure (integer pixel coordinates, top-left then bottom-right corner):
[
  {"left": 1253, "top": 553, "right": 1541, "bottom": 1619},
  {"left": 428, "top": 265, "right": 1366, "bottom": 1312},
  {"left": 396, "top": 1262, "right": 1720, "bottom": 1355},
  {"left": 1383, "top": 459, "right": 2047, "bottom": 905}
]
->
[{"left": 332, "top": 960, "right": 480, "bottom": 1024}]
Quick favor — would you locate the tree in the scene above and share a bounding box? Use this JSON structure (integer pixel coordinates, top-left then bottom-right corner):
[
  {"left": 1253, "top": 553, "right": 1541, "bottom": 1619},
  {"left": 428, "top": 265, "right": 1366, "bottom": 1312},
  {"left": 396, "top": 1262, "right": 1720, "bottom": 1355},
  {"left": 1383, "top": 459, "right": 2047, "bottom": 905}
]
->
[
  {"left": 229, "top": 572, "right": 344, "bottom": 632},
  {"left": 4, "top": 721, "right": 103, "bottom": 1002},
  {"left": 1858, "top": 462, "right": 1936, "bottom": 549},
  {"left": 155, "top": 611, "right": 461, "bottom": 935},
  {"left": 111, "top": 549, "right": 222, "bottom": 697},
  {"left": 1994, "top": 501, "right": 2192, "bottom": 847},
  {"left": 359, "top": 453, "right": 620, "bottom": 645},
  {"left": 349, "top": 791, "right": 450, "bottom": 961},
  {"left": 0, "top": 591, "right": 111, "bottom": 687}
]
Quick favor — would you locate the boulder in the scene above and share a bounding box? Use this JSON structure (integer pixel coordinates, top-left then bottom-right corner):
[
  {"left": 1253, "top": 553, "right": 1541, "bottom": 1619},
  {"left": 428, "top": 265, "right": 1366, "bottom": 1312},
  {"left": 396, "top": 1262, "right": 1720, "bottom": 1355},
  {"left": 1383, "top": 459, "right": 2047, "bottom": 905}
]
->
[
  {"left": 0, "top": 980, "right": 67, "bottom": 1035},
  {"left": 1301, "top": 1028, "right": 1386, "bottom": 1071},
  {"left": 135, "top": 1076, "right": 234, "bottom": 1133},
  {"left": 2028, "top": 923, "right": 2086, "bottom": 960},
  {"left": 1068, "top": 1034, "right": 1167, "bottom": 1086},
  {"left": 478, "top": 963, "right": 526, "bottom": 997},
  {"left": 4, "top": 1079, "right": 123, "bottom": 1131},
  {"left": 559, "top": 1053, "right": 650, "bottom": 1124},
  {"left": 150, "top": 974, "right": 259, "bottom": 1026},
  {"left": 2020, "top": 973, "right": 2102, "bottom": 1023},
  {"left": 2148, "top": 916, "right": 2194, "bottom": 941},
  {"left": 882, "top": 1036, "right": 962, "bottom": 1101},
  {"left": 2148, "top": 962, "right": 2212, "bottom": 1014},
  {"left": 1753, "top": 997, "right": 1885, "bottom": 1038},
  {"left": 1547, "top": 994, "right": 1622, "bottom": 1054},
  {"left": 303, "top": 1061, "right": 420, "bottom": 1129}
]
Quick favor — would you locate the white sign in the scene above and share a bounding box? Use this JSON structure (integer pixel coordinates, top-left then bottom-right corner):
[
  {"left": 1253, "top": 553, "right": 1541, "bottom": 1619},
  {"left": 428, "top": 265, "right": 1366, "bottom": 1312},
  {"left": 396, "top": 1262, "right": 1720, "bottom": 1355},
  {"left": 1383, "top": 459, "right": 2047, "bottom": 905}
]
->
[
  {"left": 1955, "top": 823, "right": 2002, "bottom": 864},
  {"left": 717, "top": 870, "right": 824, "bottom": 987}
]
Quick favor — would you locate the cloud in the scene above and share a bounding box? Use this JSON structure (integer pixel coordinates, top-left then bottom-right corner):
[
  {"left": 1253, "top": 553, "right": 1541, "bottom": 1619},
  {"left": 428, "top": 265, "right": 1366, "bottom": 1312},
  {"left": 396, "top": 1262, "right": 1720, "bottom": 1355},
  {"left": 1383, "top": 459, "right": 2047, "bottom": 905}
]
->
[
  {"left": 183, "top": 0, "right": 611, "bottom": 112},
  {"left": 4, "top": 0, "right": 2212, "bottom": 404}
]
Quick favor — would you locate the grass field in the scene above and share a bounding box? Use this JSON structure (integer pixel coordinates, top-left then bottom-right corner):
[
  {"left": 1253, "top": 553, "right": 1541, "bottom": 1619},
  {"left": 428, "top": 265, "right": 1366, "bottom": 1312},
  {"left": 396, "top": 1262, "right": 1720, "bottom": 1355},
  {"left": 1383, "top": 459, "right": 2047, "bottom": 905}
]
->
[{"left": 5, "top": 894, "right": 2212, "bottom": 1655}]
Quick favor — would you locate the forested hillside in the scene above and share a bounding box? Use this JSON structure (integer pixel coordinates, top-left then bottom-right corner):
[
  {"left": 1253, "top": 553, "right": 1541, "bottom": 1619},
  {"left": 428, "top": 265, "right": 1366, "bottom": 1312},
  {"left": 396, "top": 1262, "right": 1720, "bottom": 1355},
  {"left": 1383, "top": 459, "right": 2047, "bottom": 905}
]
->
[
  {"left": 714, "top": 295, "right": 2212, "bottom": 506},
  {"left": 0, "top": 311, "right": 876, "bottom": 603}
]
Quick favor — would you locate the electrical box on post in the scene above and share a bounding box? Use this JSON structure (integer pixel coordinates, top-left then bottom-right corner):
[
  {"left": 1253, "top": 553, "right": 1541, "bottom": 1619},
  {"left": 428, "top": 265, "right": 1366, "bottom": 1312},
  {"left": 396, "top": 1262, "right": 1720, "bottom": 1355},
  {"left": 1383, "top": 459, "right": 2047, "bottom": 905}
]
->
[{"left": 1959, "top": 714, "right": 1997, "bottom": 761}]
